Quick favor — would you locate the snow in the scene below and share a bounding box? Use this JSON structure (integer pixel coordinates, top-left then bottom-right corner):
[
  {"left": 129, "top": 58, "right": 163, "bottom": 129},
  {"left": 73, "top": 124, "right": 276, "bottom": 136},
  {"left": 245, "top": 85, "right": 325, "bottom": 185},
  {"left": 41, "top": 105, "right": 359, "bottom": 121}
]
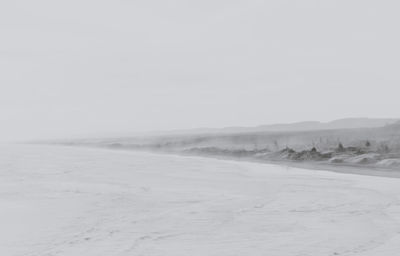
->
[{"left": 1, "top": 144, "right": 400, "bottom": 256}]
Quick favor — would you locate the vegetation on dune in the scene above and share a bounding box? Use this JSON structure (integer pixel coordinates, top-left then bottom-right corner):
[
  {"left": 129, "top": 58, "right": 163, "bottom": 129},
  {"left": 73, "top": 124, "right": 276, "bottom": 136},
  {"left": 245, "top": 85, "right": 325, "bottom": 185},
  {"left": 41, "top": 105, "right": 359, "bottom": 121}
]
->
[{"left": 66, "top": 121, "right": 400, "bottom": 170}]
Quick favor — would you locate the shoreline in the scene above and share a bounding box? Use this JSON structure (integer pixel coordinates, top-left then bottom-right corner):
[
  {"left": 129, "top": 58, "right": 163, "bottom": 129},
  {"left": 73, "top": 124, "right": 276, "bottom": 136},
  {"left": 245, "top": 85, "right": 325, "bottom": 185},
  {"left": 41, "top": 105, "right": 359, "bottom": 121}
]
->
[
  {"left": 178, "top": 151, "right": 400, "bottom": 179},
  {"left": 50, "top": 143, "right": 400, "bottom": 179}
]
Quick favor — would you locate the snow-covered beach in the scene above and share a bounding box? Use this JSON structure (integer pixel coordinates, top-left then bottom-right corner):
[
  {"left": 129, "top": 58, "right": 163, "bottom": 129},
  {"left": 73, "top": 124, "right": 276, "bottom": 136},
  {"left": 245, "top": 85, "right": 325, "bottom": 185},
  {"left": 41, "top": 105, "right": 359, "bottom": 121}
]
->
[{"left": 2, "top": 144, "right": 400, "bottom": 256}]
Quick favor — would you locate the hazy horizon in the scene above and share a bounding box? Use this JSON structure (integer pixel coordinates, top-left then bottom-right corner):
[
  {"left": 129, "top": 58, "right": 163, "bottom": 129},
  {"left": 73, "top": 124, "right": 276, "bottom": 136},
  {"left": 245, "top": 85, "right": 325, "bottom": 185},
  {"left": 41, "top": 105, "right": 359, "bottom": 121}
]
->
[{"left": 1, "top": 1, "right": 400, "bottom": 141}]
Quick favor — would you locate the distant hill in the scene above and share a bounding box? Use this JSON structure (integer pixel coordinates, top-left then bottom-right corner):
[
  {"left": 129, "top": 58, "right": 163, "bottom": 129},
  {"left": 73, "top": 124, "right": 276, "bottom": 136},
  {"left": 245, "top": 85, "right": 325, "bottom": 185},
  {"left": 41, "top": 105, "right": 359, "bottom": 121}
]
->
[
  {"left": 56, "top": 118, "right": 399, "bottom": 142},
  {"left": 160, "top": 118, "right": 399, "bottom": 136}
]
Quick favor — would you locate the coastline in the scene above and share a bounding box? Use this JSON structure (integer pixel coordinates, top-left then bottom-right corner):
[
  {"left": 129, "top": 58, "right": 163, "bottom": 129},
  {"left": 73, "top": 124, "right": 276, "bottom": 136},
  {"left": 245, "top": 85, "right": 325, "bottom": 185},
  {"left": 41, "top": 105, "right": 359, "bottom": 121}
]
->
[
  {"left": 53, "top": 143, "right": 400, "bottom": 179},
  {"left": 178, "top": 151, "right": 400, "bottom": 179}
]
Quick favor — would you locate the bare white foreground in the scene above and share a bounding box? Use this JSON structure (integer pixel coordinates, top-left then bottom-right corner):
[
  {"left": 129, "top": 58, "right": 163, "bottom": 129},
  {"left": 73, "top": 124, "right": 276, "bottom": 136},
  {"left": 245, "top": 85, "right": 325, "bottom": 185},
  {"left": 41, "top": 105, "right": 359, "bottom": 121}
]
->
[{"left": 1, "top": 145, "right": 400, "bottom": 256}]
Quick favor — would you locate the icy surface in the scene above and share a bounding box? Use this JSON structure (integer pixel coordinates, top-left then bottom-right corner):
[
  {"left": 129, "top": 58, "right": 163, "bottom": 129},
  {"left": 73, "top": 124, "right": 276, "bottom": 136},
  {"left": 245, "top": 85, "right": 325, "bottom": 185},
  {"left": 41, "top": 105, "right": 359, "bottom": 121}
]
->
[{"left": 1, "top": 144, "right": 400, "bottom": 256}]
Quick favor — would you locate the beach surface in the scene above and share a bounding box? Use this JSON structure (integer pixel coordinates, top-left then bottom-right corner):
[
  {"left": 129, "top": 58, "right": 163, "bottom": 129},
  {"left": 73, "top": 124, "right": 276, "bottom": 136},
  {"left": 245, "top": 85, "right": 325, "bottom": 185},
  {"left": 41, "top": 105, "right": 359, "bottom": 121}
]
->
[{"left": 1, "top": 144, "right": 400, "bottom": 256}]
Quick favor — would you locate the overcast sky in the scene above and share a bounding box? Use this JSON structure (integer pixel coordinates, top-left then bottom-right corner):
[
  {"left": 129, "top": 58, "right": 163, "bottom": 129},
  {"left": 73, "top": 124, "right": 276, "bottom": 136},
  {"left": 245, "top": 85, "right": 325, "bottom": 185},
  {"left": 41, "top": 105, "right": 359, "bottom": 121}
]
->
[{"left": 1, "top": 0, "right": 399, "bottom": 141}]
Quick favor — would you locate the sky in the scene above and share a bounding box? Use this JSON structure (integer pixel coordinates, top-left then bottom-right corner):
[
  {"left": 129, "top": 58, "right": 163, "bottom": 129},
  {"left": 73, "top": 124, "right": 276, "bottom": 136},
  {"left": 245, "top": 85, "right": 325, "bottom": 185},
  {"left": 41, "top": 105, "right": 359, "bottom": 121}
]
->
[{"left": 1, "top": 0, "right": 399, "bottom": 141}]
